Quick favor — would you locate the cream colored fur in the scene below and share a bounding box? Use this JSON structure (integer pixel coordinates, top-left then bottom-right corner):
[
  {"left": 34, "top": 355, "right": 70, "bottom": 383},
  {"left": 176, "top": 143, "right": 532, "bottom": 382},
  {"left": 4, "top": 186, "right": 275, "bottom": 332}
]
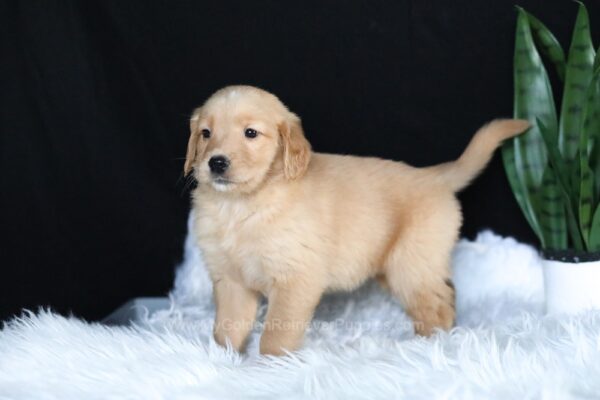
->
[{"left": 184, "top": 85, "right": 529, "bottom": 355}]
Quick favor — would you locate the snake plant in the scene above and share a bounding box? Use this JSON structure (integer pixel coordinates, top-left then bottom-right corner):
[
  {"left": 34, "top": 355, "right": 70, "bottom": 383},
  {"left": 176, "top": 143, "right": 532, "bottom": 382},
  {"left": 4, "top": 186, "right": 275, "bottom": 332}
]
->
[{"left": 503, "top": 2, "right": 600, "bottom": 252}]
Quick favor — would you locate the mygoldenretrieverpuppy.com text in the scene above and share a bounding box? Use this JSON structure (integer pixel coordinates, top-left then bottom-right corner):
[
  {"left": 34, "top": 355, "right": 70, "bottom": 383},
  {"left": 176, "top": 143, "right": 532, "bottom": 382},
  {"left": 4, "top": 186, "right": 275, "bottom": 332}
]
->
[{"left": 164, "top": 318, "right": 423, "bottom": 333}]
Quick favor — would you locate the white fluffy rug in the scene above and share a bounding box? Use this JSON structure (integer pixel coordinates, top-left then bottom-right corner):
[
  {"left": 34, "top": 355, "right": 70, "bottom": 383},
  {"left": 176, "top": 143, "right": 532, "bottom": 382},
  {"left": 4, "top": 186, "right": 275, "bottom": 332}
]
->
[{"left": 2, "top": 219, "right": 600, "bottom": 399}]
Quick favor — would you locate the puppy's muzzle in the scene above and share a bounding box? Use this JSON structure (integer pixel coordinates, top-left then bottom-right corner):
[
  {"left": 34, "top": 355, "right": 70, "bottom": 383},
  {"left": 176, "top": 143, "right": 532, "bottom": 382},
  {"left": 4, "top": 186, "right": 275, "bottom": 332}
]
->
[{"left": 208, "top": 155, "right": 230, "bottom": 175}]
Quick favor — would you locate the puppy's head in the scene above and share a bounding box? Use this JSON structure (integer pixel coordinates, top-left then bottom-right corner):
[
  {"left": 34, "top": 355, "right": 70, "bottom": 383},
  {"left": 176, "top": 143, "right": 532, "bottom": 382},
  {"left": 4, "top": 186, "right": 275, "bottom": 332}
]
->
[{"left": 184, "top": 86, "right": 311, "bottom": 193}]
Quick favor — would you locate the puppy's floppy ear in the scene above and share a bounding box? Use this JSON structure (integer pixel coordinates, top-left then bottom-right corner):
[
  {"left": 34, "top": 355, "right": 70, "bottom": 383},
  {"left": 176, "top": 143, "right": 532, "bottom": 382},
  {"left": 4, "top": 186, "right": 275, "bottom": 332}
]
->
[
  {"left": 279, "top": 112, "right": 311, "bottom": 180},
  {"left": 184, "top": 108, "right": 202, "bottom": 176}
]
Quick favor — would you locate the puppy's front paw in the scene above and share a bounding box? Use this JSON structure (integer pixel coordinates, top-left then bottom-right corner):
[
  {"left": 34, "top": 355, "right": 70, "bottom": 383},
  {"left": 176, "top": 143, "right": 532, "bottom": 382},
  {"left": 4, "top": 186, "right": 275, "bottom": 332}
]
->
[
  {"left": 259, "top": 341, "right": 287, "bottom": 356},
  {"left": 259, "top": 329, "right": 299, "bottom": 356}
]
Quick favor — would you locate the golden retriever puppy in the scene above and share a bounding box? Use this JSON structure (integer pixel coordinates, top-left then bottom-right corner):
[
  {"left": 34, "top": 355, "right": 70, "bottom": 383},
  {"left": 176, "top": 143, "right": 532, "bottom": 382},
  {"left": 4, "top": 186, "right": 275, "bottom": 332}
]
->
[{"left": 184, "top": 85, "right": 528, "bottom": 356}]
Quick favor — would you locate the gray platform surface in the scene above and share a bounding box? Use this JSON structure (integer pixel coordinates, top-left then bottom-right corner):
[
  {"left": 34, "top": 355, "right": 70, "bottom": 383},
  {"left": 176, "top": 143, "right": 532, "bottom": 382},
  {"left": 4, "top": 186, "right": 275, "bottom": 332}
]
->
[{"left": 103, "top": 297, "right": 171, "bottom": 325}]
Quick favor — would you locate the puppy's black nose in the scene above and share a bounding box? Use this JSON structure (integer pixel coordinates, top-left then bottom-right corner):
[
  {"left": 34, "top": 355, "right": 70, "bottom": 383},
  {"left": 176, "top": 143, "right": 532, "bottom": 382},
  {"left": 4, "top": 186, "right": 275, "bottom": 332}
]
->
[{"left": 208, "top": 155, "right": 229, "bottom": 175}]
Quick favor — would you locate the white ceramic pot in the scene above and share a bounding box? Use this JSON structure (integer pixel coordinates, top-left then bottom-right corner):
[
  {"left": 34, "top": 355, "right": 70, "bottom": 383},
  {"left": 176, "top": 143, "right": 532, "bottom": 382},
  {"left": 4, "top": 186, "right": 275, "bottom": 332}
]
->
[{"left": 544, "top": 258, "right": 600, "bottom": 315}]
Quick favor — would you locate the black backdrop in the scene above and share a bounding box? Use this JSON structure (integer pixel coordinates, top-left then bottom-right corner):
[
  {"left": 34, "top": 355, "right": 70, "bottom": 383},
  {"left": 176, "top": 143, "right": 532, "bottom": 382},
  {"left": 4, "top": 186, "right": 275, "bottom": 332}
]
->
[{"left": 2, "top": 1, "right": 599, "bottom": 322}]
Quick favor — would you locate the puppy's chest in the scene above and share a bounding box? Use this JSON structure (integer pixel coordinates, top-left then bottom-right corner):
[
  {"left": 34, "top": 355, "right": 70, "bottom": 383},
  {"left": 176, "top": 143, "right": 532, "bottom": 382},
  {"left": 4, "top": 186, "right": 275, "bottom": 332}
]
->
[{"left": 195, "top": 201, "right": 283, "bottom": 288}]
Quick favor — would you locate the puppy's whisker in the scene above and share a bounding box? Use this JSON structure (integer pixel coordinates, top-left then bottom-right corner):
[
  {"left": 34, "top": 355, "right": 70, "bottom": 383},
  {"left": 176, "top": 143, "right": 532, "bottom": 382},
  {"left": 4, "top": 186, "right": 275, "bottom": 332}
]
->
[
  {"left": 175, "top": 173, "right": 185, "bottom": 186},
  {"left": 177, "top": 173, "right": 198, "bottom": 196},
  {"left": 176, "top": 172, "right": 193, "bottom": 188},
  {"left": 185, "top": 176, "right": 197, "bottom": 190}
]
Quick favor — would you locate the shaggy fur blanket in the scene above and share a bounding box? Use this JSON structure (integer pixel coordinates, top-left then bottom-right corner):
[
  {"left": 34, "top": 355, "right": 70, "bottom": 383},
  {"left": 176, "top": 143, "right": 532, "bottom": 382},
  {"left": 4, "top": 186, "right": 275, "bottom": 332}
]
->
[{"left": 2, "top": 225, "right": 600, "bottom": 399}]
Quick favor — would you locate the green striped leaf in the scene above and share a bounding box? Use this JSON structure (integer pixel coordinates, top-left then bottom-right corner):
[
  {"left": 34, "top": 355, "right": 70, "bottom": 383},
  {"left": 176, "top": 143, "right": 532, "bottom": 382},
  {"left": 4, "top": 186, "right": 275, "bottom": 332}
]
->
[
  {"left": 586, "top": 68, "right": 600, "bottom": 202},
  {"left": 570, "top": 159, "right": 582, "bottom": 209},
  {"left": 578, "top": 69, "right": 600, "bottom": 248},
  {"left": 502, "top": 147, "right": 545, "bottom": 245},
  {"left": 512, "top": 8, "right": 557, "bottom": 186},
  {"left": 537, "top": 167, "right": 567, "bottom": 249},
  {"left": 588, "top": 203, "right": 600, "bottom": 251},
  {"left": 558, "top": 2, "right": 596, "bottom": 162},
  {"left": 527, "top": 11, "right": 566, "bottom": 82},
  {"left": 579, "top": 162, "right": 595, "bottom": 247},
  {"left": 503, "top": 8, "right": 560, "bottom": 248},
  {"left": 537, "top": 118, "right": 585, "bottom": 250}
]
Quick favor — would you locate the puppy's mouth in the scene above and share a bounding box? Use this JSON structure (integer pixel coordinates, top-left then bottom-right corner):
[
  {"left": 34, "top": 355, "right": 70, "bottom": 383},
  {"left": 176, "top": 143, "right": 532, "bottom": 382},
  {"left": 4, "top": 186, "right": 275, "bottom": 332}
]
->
[
  {"left": 213, "top": 177, "right": 233, "bottom": 185},
  {"left": 211, "top": 177, "right": 249, "bottom": 188}
]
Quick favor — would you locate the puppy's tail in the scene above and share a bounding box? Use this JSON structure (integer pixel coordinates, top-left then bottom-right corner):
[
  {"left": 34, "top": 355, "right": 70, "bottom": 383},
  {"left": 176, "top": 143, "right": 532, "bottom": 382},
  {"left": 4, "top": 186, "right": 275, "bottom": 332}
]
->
[{"left": 426, "top": 119, "right": 530, "bottom": 192}]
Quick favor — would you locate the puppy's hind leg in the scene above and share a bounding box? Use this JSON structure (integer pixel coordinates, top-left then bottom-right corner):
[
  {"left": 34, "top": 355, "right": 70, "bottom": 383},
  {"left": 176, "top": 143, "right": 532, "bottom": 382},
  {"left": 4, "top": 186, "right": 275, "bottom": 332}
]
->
[{"left": 382, "top": 199, "right": 459, "bottom": 336}]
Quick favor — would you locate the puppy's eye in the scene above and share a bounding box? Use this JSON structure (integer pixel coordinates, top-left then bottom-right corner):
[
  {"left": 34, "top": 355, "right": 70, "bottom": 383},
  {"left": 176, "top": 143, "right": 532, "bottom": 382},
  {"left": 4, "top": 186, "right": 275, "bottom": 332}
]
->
[
  {"left": 201, "top": 129, "right": 211, "bottom": 139},
  {"left": 244, "top": 128, "right": 258, "bottom": 139}
]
